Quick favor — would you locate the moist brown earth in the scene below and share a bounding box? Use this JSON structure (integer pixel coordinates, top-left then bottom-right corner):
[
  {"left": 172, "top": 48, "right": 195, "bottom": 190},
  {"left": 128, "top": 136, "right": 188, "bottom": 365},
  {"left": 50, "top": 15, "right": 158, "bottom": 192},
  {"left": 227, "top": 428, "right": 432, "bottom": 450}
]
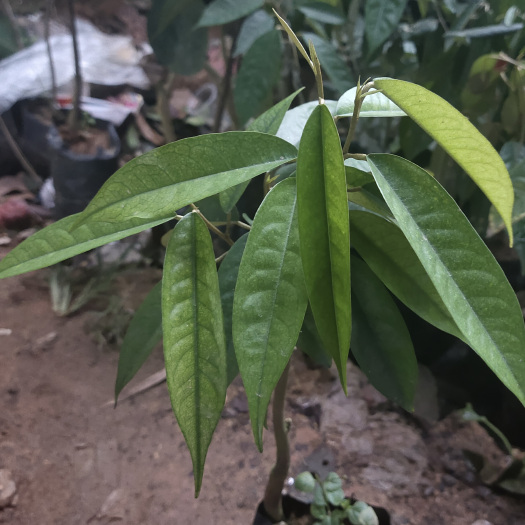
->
[{"left": 1, "top": 261, "right": 525, "bottom": 524}]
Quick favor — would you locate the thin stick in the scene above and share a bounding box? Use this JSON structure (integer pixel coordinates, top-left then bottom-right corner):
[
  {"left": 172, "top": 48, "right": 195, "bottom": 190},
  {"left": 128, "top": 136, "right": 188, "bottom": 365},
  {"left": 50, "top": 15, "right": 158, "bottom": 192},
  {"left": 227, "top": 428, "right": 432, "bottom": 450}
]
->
[
  {"left": 44, "top": 0, "right": 57, "bottom": 101},
  {"left": 0, "top": 114, "right": 42, "bottom": 186},
  {"left": 67, "top": 0, "right": 82, "bottom": 132}
]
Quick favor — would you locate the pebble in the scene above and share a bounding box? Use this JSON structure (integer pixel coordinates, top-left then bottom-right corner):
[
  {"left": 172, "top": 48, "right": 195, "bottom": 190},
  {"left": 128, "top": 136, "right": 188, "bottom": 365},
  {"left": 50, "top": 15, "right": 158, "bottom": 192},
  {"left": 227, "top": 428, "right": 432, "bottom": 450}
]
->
[
  {"left": 0, "top": 469, "right": 16, "bottom": 508},
  {"left": 471, "top": 520, "right": 493, "bottom": 525}
]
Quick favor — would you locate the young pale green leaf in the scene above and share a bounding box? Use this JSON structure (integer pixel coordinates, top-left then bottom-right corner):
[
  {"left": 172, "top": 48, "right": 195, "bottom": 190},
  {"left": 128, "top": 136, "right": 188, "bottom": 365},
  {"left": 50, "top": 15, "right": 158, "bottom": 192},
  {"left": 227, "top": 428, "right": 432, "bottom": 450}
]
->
[
  {"left": 148, "top": 0, "right": 207, "bottom": 75},
  {"left": 365, "top": 0, "right": 408, "bottom": 55},
  {"left": 234, "top": 9, "right": 274, "bottom": 57},
  {"left": 301, "top": 33, "right": 353, "bottom": 95},
  {"left": 0, "top": 214, "right": 167, "bottom": 279},
  {"left": 73, "top": 132, "right": 297, "bottom": 227},
  {"left": 335, "top": 86, "right": 406, "bottom": 117},
  {"left": 219, "top": 88, "right": 304, "bottom": 213},
  {"left": 374, "top": 78, "right": 515, "bottom": 243},
  {"left": 234, "top": 30, "right": 282, "bottom": 128},
  {"left": 351, "top": 256, "right": 418, "bottom": 410},
  {"left": 218, "top": 234, "right": 248, "bottom": 385},
  {"left": 368, "top": 154, "right": 525, "bottom": 407},
  {"left": 197, "top": 0, "right": 264, "bottom": 27},
  {"left": 297, "top": 103, "right": 351, "bottom": 390},
  {"left": 233, "top": 178, "right": 307, "bottom": 450},
  {"left": 162, "top": 212, "right": 227, "bottom": 496},
  {"left": 115, "top": 282, "right": 162, "bottom": 403},
  {"left": 349, "top": 210, "right": 464, "bottom": 340},
  {"left": 277, "top": 100, "right": 338, "bottom": 147}
]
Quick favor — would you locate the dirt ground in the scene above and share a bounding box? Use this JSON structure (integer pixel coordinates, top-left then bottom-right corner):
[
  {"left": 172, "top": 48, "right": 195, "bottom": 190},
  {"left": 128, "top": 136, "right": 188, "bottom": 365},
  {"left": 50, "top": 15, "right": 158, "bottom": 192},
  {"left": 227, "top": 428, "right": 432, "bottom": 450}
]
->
[{"left": 1, "top": 260, "right": 525, "bottom": 525}]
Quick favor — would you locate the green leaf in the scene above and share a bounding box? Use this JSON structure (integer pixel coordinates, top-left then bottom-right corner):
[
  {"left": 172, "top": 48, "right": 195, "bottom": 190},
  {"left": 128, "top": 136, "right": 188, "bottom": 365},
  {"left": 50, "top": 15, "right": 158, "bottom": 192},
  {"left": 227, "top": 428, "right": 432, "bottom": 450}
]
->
[
  {"left": 351, "top": 255, "right": 418, "bottom": 410},
  {"left": 234, "top": 30, "right": 282, "bottom": 127},
  {"left": 220, "top": 88, "right": 304, "bottom": 213},
  {"left": 367, "top": 154, "right": 525, "bottom": 407},
  {"left": 74, "top": 132, "right": 297, "bottom": 227},
  {"left": 294, "top": 471, "right": 316, "bottom": 493},
  {"left": 0, "top": 214, "right": 167, "bottom": 279},
  {"left": 197, "top": 0, "right": 264, "bottom": 27},
  {"left": 218, "top": 234, "right": 248, "bottom": 385},
  {"left": 277, "top": 100, "right": 338, "bottom": 147},
  {"left": 298, "top": 2, "right": 346, "bottom": 25},
  {"left": 349, "top": 210, "right": 464, "bottom": 340},
  {"left": 347, "top": 188, "right": 393, "bottom": 220},
  {"left": 323, "top": 472, "right": 345, "bottom": 506},
  {"left": 162, "top": 212, "right": 227, "bottom": 496},
  {"left": 301, "top": 33, "right": 353, "bottom": 94},
  {"left": 234, "top": 9, "right": 275, "bottom": 57},
  {"left": 445, "top": 23, "right": 523, "bottom": 38},
  {"left": 298, "top": 305, "right": 332, "bottom": 368},
  {"left": 374, "top": 78, "right": 515, "bottom": 243},
  {"left": 148, "top": 0, "right": 207, "bottom": 75},
  {"left": 297, "top": 103, "right": 351, "bottom": 390},
  {"left": 335, "top": 87, "right": 406, "bottom": 117},
  {"left": 115, "top": 282, "right": 162, "bottom": 403},
  {"left": 365, "top": 0, "right": 408, "bottom": 55},
  {"left": 345, "top": 158, "right": 374, "bottom": 187},
  {"left": 233, "top": 178, "right": 307, "bottom": 449}
]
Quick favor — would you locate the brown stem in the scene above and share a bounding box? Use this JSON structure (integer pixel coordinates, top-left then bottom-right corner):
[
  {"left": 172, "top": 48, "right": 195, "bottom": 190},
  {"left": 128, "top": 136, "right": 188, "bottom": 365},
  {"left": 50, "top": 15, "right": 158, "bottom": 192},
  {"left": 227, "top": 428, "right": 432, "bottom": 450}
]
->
[
  {"left": 213, "top": 27, "right": 240, "bottom": 132},
  {"left": 44, "top": 0, "right": 57, "bottom": 101},
  {"left": 156, "top": 75, "right": 176, "bottom": 144},
  {"left": 0, "top": 115, "right": 42, "bottom": 186},
  {"left": 263, "top": 360, "right": 291, "bottom": 522},
  {"left": 67, "top": 0, "right": 82, "bottom": 132}
]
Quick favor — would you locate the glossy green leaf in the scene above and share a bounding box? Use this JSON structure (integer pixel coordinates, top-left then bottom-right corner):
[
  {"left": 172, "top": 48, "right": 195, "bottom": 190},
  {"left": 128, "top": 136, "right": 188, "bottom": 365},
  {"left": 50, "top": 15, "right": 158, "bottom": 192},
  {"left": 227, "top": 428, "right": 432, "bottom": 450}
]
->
[
  {"left": 148, "top": 0, "right": 207, "bottom": 75},
  {"left": 297, "top": 103, "right": 351, "bottom": 390},
  {"left": 374, "top": 78, "right": 515, "bottom": 243},
  {"left": 368, "top": 153, "right": 525, "bottom": 406},
  {"left": 298, "top": 2, "right": 346, "bottom": 25},
  {"left": 302, "top": 33, "right": 353, "bottom": 94},
  {"left": 197, "top": 0, "right": 264, "bottom": 27},
  {"left": 345, "top": 158, "right": 373, "bottom": 187},
  {"left": 335, "top": 87, "right": 406, "bottom": 117},
  {"left": 347, "top": 188, "right": 393, "bottom": 221},
  {"left": 234, "top": 9, "right": 275, "bottom": 57},
  {"left": 234, "top": 30, "right": 282, "bottom": 128},
  {"left": 233, "top": 178, "right": 307, "bottom": 449},
  {"left": 219, "top": 89, "right": 304, "bottom": 213},
  {"left": 115, "top": 282, "right": 162, "bottom": 403},
  {"left": 349, "top": 210, "right": 464, "bottom": 340},
  {"left": 351, "top": 255, "right": 417, "bottom": 410},
  {"left": 162, "top": 212, "right": 227, "bottom": 496},
  {"left": 365, "top": 0, "right": 408, "bottom": 54},
  {"left": 0, "top": 214, "right": 166, "bottom": 279},
  {"left": 351, "top": 256, "right": 417, "bottom": 410},
  {"left": 218, "top": 234, "right": 248, "bottom": 385},
  {"left": 277, "top": 100, "right": 338, "bottom": 147},
  {"left": 74, "top": 132, "right": 297, "bottom": 227}
]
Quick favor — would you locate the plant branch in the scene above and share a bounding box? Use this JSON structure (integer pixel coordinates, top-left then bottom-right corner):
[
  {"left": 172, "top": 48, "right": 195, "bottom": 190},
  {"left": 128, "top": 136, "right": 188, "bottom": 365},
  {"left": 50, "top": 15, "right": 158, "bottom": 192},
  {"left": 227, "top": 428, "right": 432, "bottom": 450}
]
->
[
  {"left": 190, "top": 205, "right": 234, "bottom": 246},
  {"left": 0, "top": 114, "right": 42, "bottom": 187},
  {"left": 342, "top": 79, "right": 374, "bottom": 155},
  {"left": 44, "top": 0, "right": 57, "bottom": 101},
  {"left": 263, "top": 360, "right": 291, "bottom": 522},
  {"left": 66, "top": 0, "right": 82, "bottom": 132}
]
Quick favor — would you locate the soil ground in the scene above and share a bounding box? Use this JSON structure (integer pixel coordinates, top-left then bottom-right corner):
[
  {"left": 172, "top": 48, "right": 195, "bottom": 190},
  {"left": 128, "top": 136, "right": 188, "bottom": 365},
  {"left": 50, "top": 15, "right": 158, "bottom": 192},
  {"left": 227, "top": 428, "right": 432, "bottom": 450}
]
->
[{"left": 1, "top": 261, "right": 525, "bottom": 525}]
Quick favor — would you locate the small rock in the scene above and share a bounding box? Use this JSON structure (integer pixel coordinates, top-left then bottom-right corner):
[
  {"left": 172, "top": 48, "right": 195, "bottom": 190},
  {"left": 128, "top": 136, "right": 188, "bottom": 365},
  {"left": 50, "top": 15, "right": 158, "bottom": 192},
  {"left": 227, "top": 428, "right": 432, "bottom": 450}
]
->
[
  {"left": 441, "top": 473, "right": 457, "bottom": 487},
  {"left": 471, "top": 520, "right": 493, "bottom": 525},
  {"left": 0, "top": 469, "right": 17, "bottom": 508}
]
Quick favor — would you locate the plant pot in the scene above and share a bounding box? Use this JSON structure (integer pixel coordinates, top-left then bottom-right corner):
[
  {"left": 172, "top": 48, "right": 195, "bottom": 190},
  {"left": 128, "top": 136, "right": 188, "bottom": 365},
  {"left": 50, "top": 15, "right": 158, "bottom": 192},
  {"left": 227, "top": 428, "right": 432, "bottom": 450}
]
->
[
  {"left": 48, "top": 119, "right": 120, "bottom": 218},
  {"left": 252, "top": 496, "right": 391, "bottom": 525}
]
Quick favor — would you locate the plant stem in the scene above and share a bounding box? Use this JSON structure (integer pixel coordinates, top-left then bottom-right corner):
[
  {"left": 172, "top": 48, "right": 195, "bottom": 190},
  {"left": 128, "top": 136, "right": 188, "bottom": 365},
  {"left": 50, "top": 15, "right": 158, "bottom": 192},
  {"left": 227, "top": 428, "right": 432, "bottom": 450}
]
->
[
  {"left": 156, "top": 75, "right": 176, "bottom": 144},
  {"left": 67, "top": 0, "right": 82, "bottom": 133},
  {"left": 44, "top": 0, "right": 57, "bottom": 102},
  {"left": 0, "top": 114, "right": 42, "bottom": 187},
  {"left": 190, "top": 205, "right": 234, "bottom": 246},
  {"left": 263, "top": 360, "right": 291, "bottom": 522},
  {"left": 342, "top": 80, "right": 374, "bottom": 155}
]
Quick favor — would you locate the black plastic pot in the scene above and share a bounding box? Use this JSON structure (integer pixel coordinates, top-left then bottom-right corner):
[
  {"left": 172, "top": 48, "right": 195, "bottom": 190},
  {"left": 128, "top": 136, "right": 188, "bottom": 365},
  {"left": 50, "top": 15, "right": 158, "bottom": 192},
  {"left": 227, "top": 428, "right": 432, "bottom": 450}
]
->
[
  {"left": 48, "top": 119, "right": 120, "bottom": 218},
  {"left": 252, "top": 496, "right": 391, "bottom": 524}
]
